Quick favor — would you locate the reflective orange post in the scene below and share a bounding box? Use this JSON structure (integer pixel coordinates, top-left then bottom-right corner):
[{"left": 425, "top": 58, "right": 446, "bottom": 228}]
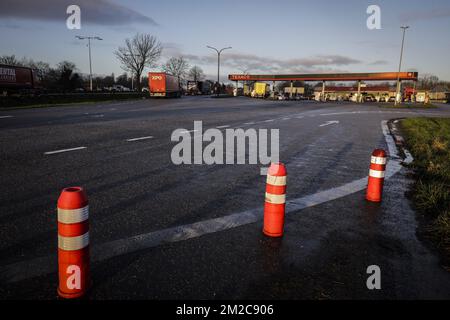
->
[
  {"left": 263, "top": 163, "right": 287, "bottom": 237},
  {"left": 57, "top": 187, "right": 90, "bottom": 299},
  {"left": 366, "top": 149, "right": 387, "bottom": 202}
]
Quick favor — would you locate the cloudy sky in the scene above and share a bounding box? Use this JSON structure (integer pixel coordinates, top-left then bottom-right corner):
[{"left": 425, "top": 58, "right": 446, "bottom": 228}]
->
[{"left": 1, "top": 0, "right": 450, "bottom": 81}]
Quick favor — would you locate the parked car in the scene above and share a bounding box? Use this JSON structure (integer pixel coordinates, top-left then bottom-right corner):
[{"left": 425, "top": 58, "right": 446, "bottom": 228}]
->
[
  {"left": 388, "top": 96, "right": 396, "bottom": 102},
  {"left": 112, "top": 85, "right": 130, "bottom": 92}
]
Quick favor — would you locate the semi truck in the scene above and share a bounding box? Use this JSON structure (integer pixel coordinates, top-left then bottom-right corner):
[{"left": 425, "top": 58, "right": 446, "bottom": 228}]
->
[
  {"left": 252, "top": 82, "right": 269, "bottom": 98},
  {"left": 0, "top": 64, "right": 41, "bottom": 95},
  {"left": 148, "top": 72, "right": 181, "bottom": 98},
  {"left": 243, "top": 84, "right": 251, "bottom": 96},
  {"left": 284, "top": 87, "right": 305, "bottom": 96},
  {"left": 187, "top": 81, "right": 213, "bottom": 95},
  {"left": 187, "top": 81, "right": 200, "bottom": 95},
  {"left": 201, "top": 81, "right": 212, "bottom": 95}
]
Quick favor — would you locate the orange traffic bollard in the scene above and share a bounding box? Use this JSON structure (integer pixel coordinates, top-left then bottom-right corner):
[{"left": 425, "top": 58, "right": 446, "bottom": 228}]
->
[
  {"left": 366, "top": 149, "right": 387, "bottom": 202},
  {"left": 57, "top": 187, "right": 90, "bottom": 299},
  {"left": 263, "top": 163, "right": 287, "bottom": 237}
]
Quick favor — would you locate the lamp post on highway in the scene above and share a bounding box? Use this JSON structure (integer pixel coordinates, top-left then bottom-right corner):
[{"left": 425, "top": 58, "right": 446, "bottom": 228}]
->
[
  {"left": 207, "top": 46, "right": 232, "bottom": 96},
  {"left": 76, "top": 35, "right": 103, "bottom": 92},
  {"left": 395, "top": 26, "right": 409, "bottom": 106}
]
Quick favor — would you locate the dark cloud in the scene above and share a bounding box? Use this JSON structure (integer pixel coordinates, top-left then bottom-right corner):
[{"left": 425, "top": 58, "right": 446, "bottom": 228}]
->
[
  {"left": 399, "top": 8, "right": 450, "bottom": 23},
  {"left": 0, "top": 0, "right": 157, "bottom": 26},
  {"left": 370, "top": 60, "right": 389, "bottom": 66},
  {"left": 288, "top": 55, "right": 361, "bottom": 67},
  {"left": 183, "top": 52, "right": 360, "bottom": 74}
]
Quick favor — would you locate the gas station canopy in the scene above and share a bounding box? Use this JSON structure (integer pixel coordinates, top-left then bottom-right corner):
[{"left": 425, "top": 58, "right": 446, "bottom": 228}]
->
[{"left": 229, "top": 72, "right": 418, "bottom": 82}]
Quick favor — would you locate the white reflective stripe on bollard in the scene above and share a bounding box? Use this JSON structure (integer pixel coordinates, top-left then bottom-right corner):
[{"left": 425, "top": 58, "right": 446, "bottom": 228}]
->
[
  {"left": 57, "top": 206, "right": 89, "bottom": 224},
  {"left": 371, "top": 156, "right": 387, "bottom": 165},
  {"left": 266, "top": 175, "right": 287, "bottom": 186},
  {"left": 265, "top": 193, "right": 286, "bottom": 204},
  {"left": 58, "top": 232, "right": 90, "bottom": 251},
  {"left": 369, "top": 169, "right": 386, "bottom": 178}
]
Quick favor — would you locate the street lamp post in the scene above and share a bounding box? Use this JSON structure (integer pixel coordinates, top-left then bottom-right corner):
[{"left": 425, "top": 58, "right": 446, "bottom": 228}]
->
[
  {"left": 207, "top": 46, "right": 232, "bottom": 96},
  {"left": 395, "top": 26, "right": 409, "bottom": 106},
  {"left": 76, "top": 36, "right": 103, "bottom": 92}
]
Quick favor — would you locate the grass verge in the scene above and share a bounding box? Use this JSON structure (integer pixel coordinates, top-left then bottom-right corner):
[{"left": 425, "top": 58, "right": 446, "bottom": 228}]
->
[
  {"left": 401, "top": 118, "right": 450, "bottom": 266},
  {"left": 0, "top": 99, "right": 144, "bottom": 111},
  {"left": 0, "top": 93, "right": 148, "bottom": 110}
]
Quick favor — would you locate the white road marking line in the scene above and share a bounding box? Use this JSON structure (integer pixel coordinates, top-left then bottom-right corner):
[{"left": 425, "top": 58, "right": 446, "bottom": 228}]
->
[
  {"left": 126, "top": 136, "right": 154, "bottom": 142},
  {"left": 180, "top": 129, "right": 198, "bottom": 134},
  {"left": 264, "top": 119, "right": 275, "bottom": 123},
  {"left": 44, "top": 147, "right": 87, "bottom": 155},
  {"left": 319, "top": 111, "right": 450, "bottom": 117},
  {"left": 319, "top": 120, "right": 340, "bottom": 127},
  {"left": 282, "top": 118, "right": 291, "bottom": 121},
  {"left": 0, "top": 115, "right": 13, "bottom": 119},
  {"left": 216, "top": 125, "right": 230, "bottom": 129},
  {"left": 0, "top": 121, "right": 408, "bottom": 283},
  {"left": 243, "top": 122, "right": 255, "bottom": 125}
]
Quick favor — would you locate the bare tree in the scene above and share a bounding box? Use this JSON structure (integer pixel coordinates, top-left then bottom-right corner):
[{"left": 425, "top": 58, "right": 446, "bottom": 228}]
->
[
  {"left": 114, "top": 33, "right": 162, "bottom": 90},
  {"left": 188, "top": 66, "right": 205, "bottom": 82},
  {"left": 238, "top": 66, "right": 251, "bottom": 75},
  {"left": 20, "top": 58, "right": 51, "bottom": 79},
  {"left": 0, "top": 55, "right": 19, "bottom": 65},
  {"left": 162, "top": 57, "right": 190, "bottom": 80},
  {"left": 418, "top": 74, "right": 439, "bottom": 90}
]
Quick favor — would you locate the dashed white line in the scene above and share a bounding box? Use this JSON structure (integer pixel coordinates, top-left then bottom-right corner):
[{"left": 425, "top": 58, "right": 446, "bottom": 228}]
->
[
  {"left": 180, "top": 129, "right": 198, "bottom": 134},
  {"left": 319, "top": 120, "right": 340, "bottom": 127},
  {"left": 126, "top": 136, "right": 154, "bottom": 142},
  {"left": 44, "top": 147, "right": 87, "bottom": 155},
  {"left": 243, "top": 122, "right": 255, "bottom": 125},
  {"left": 0, "top": 115, "right": 13, "bottom": 119},
  {"left": 216, "top": 125, "right": 230, "bottom": 129},
  {"left": 263, "top": 119, "right": 275, "bottom": 123}
]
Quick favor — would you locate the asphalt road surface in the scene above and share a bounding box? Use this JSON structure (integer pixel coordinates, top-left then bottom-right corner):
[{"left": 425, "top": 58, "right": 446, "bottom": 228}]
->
[{"left": 1, "top": 97, "right": 450, "bottom": 299}]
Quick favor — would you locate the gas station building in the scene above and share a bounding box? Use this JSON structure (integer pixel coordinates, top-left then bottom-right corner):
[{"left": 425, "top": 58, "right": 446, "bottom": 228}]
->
[{"left": 229, "top": 72, "right": 418, "bottom": 101}]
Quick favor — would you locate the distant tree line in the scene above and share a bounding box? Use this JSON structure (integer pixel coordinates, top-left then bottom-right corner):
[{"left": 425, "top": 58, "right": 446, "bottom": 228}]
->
[
  {"left": 0, "top": 55, "right": 84, "bottom": 92},
  {"left": 1, "top": 32, "right": 211, "bottom": 93}
]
